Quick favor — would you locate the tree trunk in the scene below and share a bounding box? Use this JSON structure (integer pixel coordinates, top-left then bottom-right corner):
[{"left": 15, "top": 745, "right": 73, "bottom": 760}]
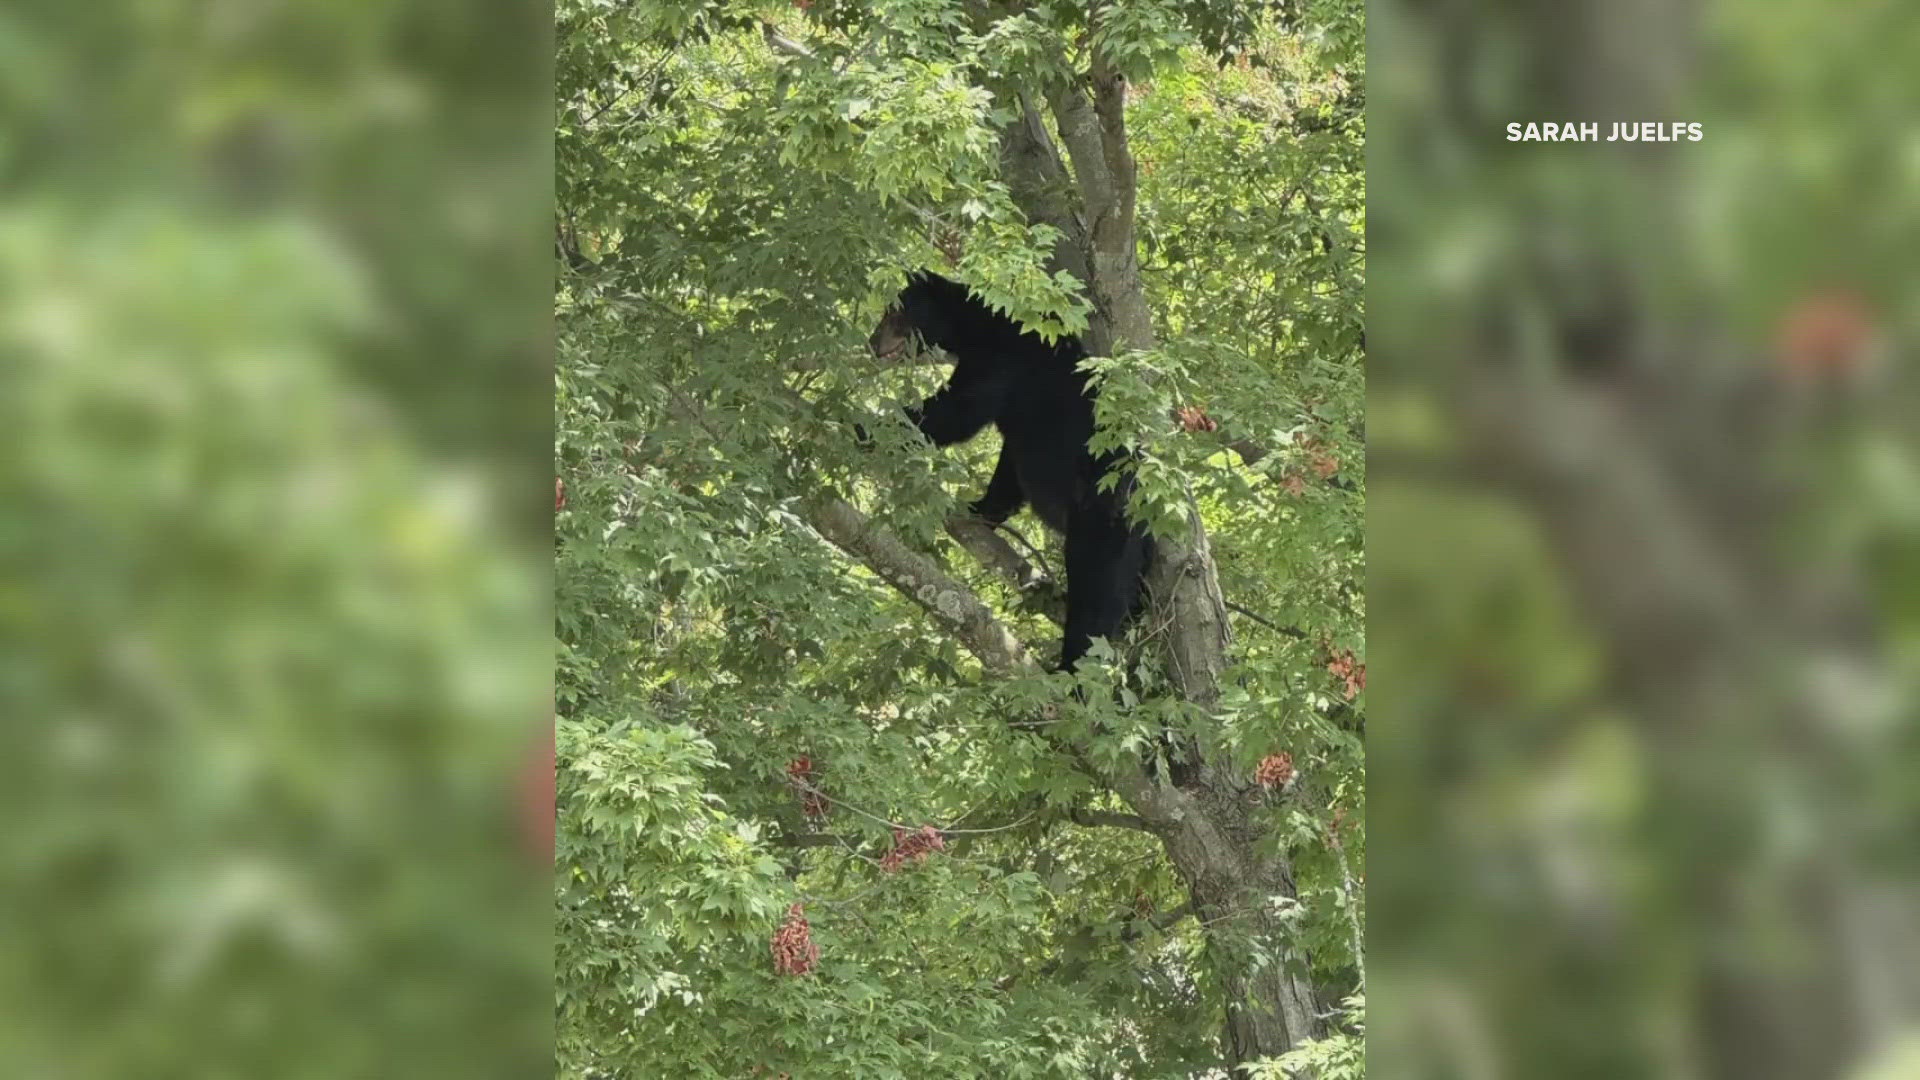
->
[
  {"left": 1034, "top": 56, "right": 1325, "bottom": 1062},
  {"left": 1179, "top": 787, "right": 1324, "bottom": 1058}
]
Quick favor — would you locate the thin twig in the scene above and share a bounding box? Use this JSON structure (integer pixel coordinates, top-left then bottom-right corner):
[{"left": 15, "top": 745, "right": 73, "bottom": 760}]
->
[
  {"left": 1067, "top": 806, "right": 1156, "bottom": 833},
  {"left": 1225, "top": 601, "right": 1309, "bottom": 640}
]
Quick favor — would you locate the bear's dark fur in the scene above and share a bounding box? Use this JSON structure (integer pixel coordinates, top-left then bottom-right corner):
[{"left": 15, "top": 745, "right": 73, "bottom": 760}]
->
[{"left": 868, "top": 272, "right": 1155, "bottom": 673}]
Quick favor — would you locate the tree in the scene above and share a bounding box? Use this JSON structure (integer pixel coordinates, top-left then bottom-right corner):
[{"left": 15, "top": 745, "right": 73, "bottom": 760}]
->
[{"left": 555, "top": 1, "right": 1364, "bottom": 1074}]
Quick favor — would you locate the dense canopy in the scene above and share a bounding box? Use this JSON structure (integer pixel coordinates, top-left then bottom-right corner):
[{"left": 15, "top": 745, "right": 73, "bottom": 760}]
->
[{"left": 554, "top": 1, "right": 1364, "bottom": 1075}]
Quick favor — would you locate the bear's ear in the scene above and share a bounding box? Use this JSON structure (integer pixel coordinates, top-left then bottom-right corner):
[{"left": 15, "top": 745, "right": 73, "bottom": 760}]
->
[{"left": 868, "top": 305, "right": 918, "bottom": 358}]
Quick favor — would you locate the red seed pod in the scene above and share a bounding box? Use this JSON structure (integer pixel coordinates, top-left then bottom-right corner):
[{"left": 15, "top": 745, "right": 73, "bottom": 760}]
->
[
  {"left": 1326, "top": 650, "right": 1366, "bottom": 699},
  {"left": 771, "top": 902, "right": 819, "bottom": 977},
  {"left": 1175, "top": 405, "right": 1218, "bottom": 433},
  {"left": 879, "top": 825, "right": 945, "bottom": 872},
  {"left": 1256, "top": 752, "right": 1295, "bottom": 791}
]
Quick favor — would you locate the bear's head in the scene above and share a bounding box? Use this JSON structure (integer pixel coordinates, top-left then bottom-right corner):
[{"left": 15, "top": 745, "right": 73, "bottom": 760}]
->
[{"left": 868, "top": 271, "right": 973, "bottom": 359}]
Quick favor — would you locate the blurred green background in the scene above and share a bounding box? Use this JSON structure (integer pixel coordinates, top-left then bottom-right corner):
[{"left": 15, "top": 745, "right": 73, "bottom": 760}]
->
[
  {"left": 0, "top": 2, "right": 554, "bottom": 1075},
  {"left": 1369, "top": 0, "right": 1920, "bottom": 1077}
]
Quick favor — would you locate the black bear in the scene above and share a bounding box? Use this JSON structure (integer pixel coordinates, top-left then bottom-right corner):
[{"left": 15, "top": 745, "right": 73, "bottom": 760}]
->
[{"left": 867, "top": 271, "right": 1155, "bottom": 673}]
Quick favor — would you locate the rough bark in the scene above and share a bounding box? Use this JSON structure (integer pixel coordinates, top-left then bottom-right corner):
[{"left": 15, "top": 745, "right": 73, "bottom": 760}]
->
[
  {"left": 997, "top": 94, "right": 1089, "bottom": 286},
  {"left": 808, "top": 496, "right": 1037, "bottom": 674},
  {"left": 1108, "top": 771, "right": 1325, "bottom": 1058}
]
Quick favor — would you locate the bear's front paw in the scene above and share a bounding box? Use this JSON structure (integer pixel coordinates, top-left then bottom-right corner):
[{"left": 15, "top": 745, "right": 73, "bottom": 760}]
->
[{"left": 965, "top": 500, "right": 1011, "bottom": 526}]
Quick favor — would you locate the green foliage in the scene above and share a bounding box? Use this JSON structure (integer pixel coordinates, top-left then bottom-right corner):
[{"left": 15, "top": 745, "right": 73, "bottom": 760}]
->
[
  {"left": 555, "top": 0, "right": 1362, "bottom": 1073},
  {"left": 1245, "top": 996, "right": 1365, "bottom": 1079}
]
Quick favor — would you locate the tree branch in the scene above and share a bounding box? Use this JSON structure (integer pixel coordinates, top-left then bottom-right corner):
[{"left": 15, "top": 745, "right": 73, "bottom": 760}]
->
[
  {"left": 1145, "top": 900, "right": 1196, "bottom": 932},
  {"left": 1225, "top": 601, "right": 1308, "bottom": 640},
  {"left": 807, "top": 495, "right": 1039, "bottom": 674},
  {"left": 1067, "top": 806, "right": 1157, "bottom": 833},
  {"left": 997, "top": 92, "right": 1090, "bottom": 283},
  {"left": 944, "top": 514, "right": 1066, "bottom": 623},
  {"left": 775, "top": 832, "right": 853, "bottom": 849},
  {"left": 760, "top": 22, "right": 815, "bottom": 60}
]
